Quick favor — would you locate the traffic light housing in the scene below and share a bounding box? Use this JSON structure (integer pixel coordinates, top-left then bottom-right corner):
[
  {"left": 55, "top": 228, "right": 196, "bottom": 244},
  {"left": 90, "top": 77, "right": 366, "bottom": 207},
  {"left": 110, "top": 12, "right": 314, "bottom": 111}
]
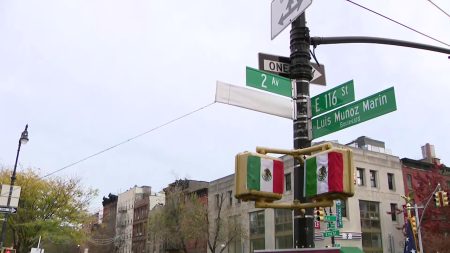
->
[
  {"left": 410, "top": 217, "right": 417, "bottom": 234},
  {"left": 442, "top": 191, "right": 449, "bottom": 206},
  {"left": 434, "top": 191, "right": 442, "bottom": 207},
  {"left": 1, "top": 248, "right": 16, "bottom": 253},
  {"left": 315, "top": 207, "right": 325, "bottom": 221}
]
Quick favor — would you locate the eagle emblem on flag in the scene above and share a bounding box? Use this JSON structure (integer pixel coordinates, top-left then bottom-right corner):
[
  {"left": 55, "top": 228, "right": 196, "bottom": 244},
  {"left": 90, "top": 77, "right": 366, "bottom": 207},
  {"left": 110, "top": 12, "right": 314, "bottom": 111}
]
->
[
  {"left": 262, "top": 168, "right": 273, "bottom": 182},
  {"left": 318, "top": 165, "right": 328, "bottom": 181}
]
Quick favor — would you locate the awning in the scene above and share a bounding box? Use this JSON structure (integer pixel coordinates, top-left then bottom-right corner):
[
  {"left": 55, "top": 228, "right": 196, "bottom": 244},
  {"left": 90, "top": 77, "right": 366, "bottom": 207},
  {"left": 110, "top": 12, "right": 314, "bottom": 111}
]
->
[{"left": 340, "top": 247, "right": 364, "bottom": 253}]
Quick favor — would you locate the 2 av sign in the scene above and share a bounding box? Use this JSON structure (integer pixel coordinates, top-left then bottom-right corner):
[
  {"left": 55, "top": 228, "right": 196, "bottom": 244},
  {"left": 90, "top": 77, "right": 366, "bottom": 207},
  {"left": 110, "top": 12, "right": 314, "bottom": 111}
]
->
[
  {"left": 312, "top": 87, "right": 397, "bottom": 139},
  {"left": 246, "top": 66, "right": 292, "bottom": 97}
]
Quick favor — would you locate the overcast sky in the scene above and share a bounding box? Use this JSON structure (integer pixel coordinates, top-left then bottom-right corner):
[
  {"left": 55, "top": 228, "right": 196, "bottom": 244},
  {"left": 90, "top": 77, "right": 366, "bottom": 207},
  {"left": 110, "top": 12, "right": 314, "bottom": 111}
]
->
[{"left": 1, "top": 0, "right": 449, "bottom": 212}]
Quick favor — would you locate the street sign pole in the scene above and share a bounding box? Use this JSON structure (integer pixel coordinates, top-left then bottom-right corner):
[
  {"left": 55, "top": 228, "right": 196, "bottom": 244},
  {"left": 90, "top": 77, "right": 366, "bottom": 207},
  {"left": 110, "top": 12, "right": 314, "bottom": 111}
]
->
[{"left": 290, "top": 14, "right": 314, "bottom": 248}]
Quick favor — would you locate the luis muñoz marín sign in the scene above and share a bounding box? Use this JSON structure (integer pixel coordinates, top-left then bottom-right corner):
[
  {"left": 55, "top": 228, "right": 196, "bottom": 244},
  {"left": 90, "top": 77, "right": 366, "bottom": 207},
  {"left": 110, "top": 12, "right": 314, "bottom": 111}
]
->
[{"left": 312, "top": 87, "right": 396, "bottom": 139}]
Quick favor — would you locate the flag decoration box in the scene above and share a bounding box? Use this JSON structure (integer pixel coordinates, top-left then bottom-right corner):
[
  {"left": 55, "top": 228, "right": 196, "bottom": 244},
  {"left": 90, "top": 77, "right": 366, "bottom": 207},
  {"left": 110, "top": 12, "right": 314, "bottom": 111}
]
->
[
  {"left": 304, "top": 148, "right": 354, "bottom": 200},
  {"left": 235, "top": 152, "right": 284, "bottom": 202}
]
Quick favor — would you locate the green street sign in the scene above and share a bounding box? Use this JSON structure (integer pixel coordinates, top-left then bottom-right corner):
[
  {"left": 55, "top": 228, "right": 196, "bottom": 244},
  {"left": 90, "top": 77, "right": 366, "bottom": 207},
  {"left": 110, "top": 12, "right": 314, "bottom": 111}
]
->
[
  {"left": 246, "top": 66, "right": 292, "bottom": 97},
  {"left": 312, "top": 87, "right": 396, "bottom": 139},
  {"left": 323, "top": 230, "right": 340, "bottom": 238},
  {"left": 327, "top": 222, "right": 336, "bottom": 229},
  {"left": 325, "top": 215, "right": 337, "bottom": 222},
  {"left": 312, "top": 80, "right": 355, "bottom": 117}
]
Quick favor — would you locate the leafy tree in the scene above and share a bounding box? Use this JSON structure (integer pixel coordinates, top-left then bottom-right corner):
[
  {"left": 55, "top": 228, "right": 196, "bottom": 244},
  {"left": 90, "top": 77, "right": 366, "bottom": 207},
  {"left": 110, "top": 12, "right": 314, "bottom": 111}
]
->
[
  {"left": 406, "top": 164, "right": 450, "bottom": 253},
  {"left": 0, "top": 168, "right": 97, "bottom": 253}
]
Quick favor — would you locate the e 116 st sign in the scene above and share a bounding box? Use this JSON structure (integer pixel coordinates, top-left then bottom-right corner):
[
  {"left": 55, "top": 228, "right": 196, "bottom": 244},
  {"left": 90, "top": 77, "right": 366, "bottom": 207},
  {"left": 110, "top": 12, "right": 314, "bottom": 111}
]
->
[
  {"left": 312, "top": 87, "right": 396, "bottom": 139},
  {"left": 312, "top": 80, "right": 355, "bottom": 117}
]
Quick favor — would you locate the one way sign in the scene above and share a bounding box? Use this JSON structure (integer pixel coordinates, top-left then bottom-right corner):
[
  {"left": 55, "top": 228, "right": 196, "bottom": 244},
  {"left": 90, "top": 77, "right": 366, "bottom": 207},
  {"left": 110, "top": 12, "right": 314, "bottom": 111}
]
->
[
  {"left": 271, "top": 0, "right": 313, "bottom": 40},
  {"left": 0, "top": 206, "right": 17, "bottom": 214}
]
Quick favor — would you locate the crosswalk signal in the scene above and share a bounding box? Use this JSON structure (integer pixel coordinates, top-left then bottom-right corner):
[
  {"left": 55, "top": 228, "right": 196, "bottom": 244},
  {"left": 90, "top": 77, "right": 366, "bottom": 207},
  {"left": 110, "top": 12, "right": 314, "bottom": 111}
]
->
[
  {"left": 410, "top": 217, "right": 417, "bottom": 234},
  {"left": 442, "top": 191, "right": 449, "bottom": 206},
  {"left": 316, "top": 207, "right": 325, "bottom": 221},
  {"left": 434, "top": 191, "right": 442, "bottom": 207}
]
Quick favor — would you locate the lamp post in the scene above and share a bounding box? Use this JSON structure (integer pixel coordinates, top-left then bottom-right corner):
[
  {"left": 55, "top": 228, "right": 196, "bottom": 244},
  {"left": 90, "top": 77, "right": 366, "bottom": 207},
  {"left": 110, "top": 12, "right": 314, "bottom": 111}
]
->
[{"left": 0, "top": 125, "right": 29, "bottom": 248}]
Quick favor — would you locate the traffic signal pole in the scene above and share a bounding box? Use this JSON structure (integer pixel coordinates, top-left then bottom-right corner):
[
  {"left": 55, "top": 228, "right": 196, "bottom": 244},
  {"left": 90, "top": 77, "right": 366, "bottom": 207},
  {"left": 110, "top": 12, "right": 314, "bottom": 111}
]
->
[{"left": 290, "top": 14, "right": 314, "bottom": 248}]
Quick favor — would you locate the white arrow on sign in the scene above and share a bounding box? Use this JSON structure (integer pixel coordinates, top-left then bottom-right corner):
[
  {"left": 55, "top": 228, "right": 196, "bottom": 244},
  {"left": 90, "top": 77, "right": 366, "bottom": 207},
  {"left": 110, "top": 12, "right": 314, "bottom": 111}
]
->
[
  {"left": 0, "top": 207, "right": 17, "bottom": 213},
  {"left": 271, "top": 0, "right": 313, "bottom": 40}
]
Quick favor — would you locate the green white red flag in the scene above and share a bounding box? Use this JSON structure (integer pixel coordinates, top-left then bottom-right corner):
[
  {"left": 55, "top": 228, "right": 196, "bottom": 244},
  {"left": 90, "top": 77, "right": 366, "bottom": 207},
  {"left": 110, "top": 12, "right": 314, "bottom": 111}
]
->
[
  {"left": 247, "top": 155, "right": 284, "bottom": 194},
  {"left": 304, "top": 151, "right": 344, "bottom": 197}
]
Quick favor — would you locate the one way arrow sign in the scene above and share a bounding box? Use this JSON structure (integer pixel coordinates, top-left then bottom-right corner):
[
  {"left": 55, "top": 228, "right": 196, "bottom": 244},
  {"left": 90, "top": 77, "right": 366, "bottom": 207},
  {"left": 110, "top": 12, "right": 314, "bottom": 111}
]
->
[
  {"left": 0, "top": 206, "right": 17, "bottom": 214},
  {"left": 271, "top": 0, "right": 312, "bottom": 40}
]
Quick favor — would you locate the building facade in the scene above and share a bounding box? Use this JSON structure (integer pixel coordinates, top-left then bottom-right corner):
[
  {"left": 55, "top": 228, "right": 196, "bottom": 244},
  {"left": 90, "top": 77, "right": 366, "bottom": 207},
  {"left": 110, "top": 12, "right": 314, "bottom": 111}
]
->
[
  {"left": 116, "top": 186, "right": 152, "bottom": 253},
  {"left": 208, "top": 137, "right": 406, "bottom": 253},
  {"left": 132, "top": 190, "right": 165, "bottom": 253},
  {"left": 401, "top": 143, "right": 450, "bottom": 253}
]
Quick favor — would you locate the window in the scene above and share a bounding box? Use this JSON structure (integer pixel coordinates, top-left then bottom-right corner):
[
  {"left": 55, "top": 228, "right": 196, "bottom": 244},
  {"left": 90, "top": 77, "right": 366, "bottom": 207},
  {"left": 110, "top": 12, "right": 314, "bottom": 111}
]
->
[
  {"left": 370, "top": 170, "right": 377, "bottom": 188},
  {"left": 406, "top": 174, "right": 413, "bottom": 190},
  {"left": 390, "top": 203, "right": 398, "bottom": 221},
  {"left": 249, "top": 211, "right": 265, "bottom": 251},
  {"left": 359, "top": 200, "right": 383, "bottom": 253},
  {"left": 215, "top": 194, "right": 220, "bottom": 209},
  {"left": 357, "top": 168, "right": 365, "bottom": 186},
  {"left": 285, "top": 173, "right": 292, "bottom": 192},
  {"left": 387, "top": 173, "right": 395, "bottom": 190},
  {"left": 228, "top": 191, "right": 233, "bottom": 207},
  {"left": 275, "top": 209, "right": 293, "bottom": 249}
]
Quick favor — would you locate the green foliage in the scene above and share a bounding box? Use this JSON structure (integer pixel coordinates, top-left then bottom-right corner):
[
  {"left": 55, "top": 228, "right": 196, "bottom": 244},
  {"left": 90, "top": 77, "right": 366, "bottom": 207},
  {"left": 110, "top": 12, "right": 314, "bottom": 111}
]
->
[{"left": 0, "top": 168, "right": 97, "bottom": 253}]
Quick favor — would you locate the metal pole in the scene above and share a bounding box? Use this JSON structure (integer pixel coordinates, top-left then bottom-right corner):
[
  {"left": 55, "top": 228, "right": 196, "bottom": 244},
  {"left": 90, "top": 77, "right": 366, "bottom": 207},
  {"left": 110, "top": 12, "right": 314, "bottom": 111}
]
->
[
  {"left": 290, "top": 13, "right": 313, "bottom": 248},
  {"left": 310, "top": 36, "right": 450, "bottom": 55},
  {"left": 414, "top": 204, "right": 424, "bottom": 253},
  {"left": 0, "top": 125, "right": 28, "bottom": 248}
]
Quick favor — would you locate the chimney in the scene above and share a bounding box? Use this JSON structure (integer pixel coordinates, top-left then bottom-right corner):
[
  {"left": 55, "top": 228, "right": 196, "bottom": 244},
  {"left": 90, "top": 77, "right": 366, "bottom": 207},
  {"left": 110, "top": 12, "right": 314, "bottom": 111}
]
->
[{"left": 421, "top": 143, "right": 436, "bottom": 163}]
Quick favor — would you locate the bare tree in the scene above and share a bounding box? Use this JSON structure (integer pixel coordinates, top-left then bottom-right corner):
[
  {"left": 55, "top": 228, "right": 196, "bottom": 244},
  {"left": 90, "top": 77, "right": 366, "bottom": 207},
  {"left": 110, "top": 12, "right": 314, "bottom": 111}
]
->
[{"left": 207, "top": 193, "right": 246, "bottom": 253}]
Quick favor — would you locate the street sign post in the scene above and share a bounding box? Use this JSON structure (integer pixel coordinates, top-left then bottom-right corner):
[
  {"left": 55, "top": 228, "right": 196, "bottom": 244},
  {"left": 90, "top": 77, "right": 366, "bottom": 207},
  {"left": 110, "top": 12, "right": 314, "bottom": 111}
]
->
[
  {"left": 311, "top": 80, "right": 355, "bottom": 117},
  {"left": 0, "top": 207, "right": 16, "bottom": 214},
  {"left": 246, "top": 66, "right": 292, "bottom": 97},
  {"left": 271, "top": 0, "right": 313, "bottom": 40},
  {"left": 258, "top": 53, "right": 326, "bottom": 85},
  {"left": 312, "top": 87, "right": 397, "bottom": 139}
]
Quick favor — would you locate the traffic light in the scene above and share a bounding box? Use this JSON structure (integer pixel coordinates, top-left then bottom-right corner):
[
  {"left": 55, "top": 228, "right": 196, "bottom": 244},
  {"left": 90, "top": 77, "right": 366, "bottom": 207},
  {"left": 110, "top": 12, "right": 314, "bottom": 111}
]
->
[
  {"left": 1, "top": 248, "right": 16, "bottom": 253},
  {"left": 434, "top": 191, "right": 442, "bottom": 207},
  {"left": 316, "top": 207, "right": 325, "bottom": 221},
  {"left": 410, "top": 217, "right": 417, "bottom": 234},
  {"left": 442, "top": 191, "right": 449, "bottom": 206}
]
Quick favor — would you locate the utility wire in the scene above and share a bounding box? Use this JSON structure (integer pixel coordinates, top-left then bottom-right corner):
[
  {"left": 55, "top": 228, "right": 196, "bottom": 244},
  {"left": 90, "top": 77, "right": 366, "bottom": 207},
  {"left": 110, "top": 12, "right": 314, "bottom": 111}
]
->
[
  {"left": 0, "top": 102, "right": 216, "bottom": 205},
  {"left": 41, "top": 102, "right": 216, "bottom": 179},
  {"left": 344, "top": 0, "right": 450, "bottom": 47},
  {"left": 426, "top": 0, "right": 450, "bottom": 19}
]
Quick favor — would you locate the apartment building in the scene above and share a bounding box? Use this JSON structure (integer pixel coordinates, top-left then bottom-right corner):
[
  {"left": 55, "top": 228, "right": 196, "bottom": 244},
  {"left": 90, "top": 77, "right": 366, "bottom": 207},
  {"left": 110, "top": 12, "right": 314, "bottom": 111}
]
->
[
  {"left": 116, "top": 186, "right": 152, "bottom": 253},
  {"left": 208, "top": 137, "right": 406, "bottom": 253},
  {"left": 132, "top": 190, "right": 165, "bottom": 253}
]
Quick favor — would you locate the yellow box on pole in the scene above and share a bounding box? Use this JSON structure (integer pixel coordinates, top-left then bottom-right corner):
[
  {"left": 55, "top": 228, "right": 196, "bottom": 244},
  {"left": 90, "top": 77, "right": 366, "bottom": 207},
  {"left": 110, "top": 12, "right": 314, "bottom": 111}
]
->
[{"left": 235, "top": 152, "right": 284, "bottom": 202}]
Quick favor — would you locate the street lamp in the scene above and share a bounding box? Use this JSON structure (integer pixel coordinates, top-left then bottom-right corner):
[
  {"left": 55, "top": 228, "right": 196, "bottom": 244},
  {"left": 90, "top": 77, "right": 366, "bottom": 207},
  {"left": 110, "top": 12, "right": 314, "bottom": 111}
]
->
[{"left": 0, "top": 125, "right": 29, "bottom": 248}]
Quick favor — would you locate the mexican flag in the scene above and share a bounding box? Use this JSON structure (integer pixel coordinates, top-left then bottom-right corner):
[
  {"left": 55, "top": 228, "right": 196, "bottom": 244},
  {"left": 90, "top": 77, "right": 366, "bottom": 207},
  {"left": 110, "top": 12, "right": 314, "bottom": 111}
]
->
[
  {"left": 247, "top": 155, "right": 284, "bottom": 194},
  {"left": 304, "top": 151, "right": 344, "bottom": 197}
]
